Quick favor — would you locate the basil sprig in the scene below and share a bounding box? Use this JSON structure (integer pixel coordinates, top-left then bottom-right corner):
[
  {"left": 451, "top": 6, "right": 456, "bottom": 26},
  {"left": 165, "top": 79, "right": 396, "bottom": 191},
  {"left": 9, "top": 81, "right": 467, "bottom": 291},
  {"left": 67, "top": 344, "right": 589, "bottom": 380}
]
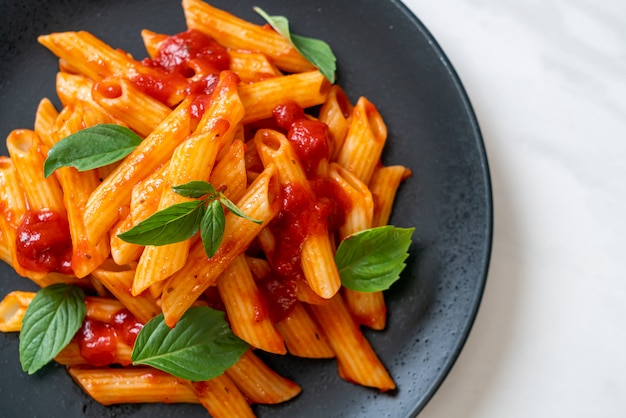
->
[
  {"left": 19, "top": 284, "right": 86, "bottom": 374},
  {"left": 131, "top": 306, "right": 248, "bottom": 381},
  {"left": 118, "top": 180, "right": 262, "bottom": 258},
  {"left": 18, "top": 285, "right": 247, "bottom": 381},
  {"left": 44, "top": 124, "right": 141, "bottom": 177},
  {"left": 335, "top": 226, "right": 414, "bottom": 292},
  {"left": 254, "top": 7, "right": 337, "bottom": 83}
]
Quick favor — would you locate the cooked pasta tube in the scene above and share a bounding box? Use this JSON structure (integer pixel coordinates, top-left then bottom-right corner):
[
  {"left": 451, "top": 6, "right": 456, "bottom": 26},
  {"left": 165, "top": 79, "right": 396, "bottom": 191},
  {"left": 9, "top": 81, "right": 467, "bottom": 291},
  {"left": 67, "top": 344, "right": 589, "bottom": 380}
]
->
[
  {"left": 133, "top": 71, "right": 244, "bottom": 295},
  {"left": 275, "top": 302, "right": 335, "bottom": 358},
  {"left": 217, "top": 255, "right": 286, "bottom": 354},
  {"left": 91, "top": 77, "right": 171, "bottom": 137},
  {"left": 83, "top": 97, "right": 194, "bottom": 247},
  {"left": 0, "top": 290, "right": 32, "bottom": 332},
  {"left": 46, "top": 102, "right": 114, "bottom": 278},
  {"left": 307, "top": 294, "right": 396, "bottom": 391},
  {"left": 182, "top": 0, "right": 313, "bottom": 73},
  {"left": 369, "top": 165, "right": 413, "bottom": 227},
  {"left": 90, "top": 262, "right": 161, "bottom": 324},
  {"left": 0, "top": 157, "right": 45, "bottom": 281},
  {"left": 254, "top": 129, "right": 341, "bottom": 300},
  {"left": 319, "top": 85, "right": 353, "bottom": 160},
  {"left": 225, "top": 349, "right": 301, "bottom": 404},
  {"left": 189, "top": 374, "right": 256, "bottom": 418},
  {"left": 209, "top": 139, "right": 247, "bottom": 202},
  {"left": 161, "top": 163, "right": 280, "bottom": 327},
  {"left": 239, "top": 71, "right": 329, "bottom": 124},
  {"left": 39, "top": 31, "right": 187, "bottom": 106},
  {"left": 336, "top": 96, "right": 387, "bottom": 185},
  {"left": 329, "top": 163, "right": 386, "bottom": 330},
  {"left": 7, "top": 129, "right": 65, "bottom": 215},
  {"left": 34, "top": 98, "right": 59, "bottom": 139},
  {"left": 69, "top": 367, "right": 200, "bottom": 405}
]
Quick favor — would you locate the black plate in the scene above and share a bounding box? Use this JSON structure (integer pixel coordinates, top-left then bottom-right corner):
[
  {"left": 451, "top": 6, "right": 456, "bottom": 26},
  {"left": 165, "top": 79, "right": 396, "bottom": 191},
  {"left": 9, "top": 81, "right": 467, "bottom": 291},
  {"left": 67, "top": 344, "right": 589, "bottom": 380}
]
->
[{"left": 0, "top": 1, "right": 492, "bottom": 417}]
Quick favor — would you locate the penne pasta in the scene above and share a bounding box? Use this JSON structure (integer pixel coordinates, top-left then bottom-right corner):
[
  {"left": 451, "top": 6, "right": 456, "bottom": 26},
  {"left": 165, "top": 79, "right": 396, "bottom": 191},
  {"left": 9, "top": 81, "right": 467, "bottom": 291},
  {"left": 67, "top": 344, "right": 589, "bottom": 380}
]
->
[
  {"left": 239, "top": 71, "right": 329, "bottom": 124},
  {"left": 34, "top": 98, "right": 59, "bottom": 139},
  {"left": 182, "top": 0, "right": 314, "bottom": 73},
  {"left": 217, "top": 255, "right": 286, "bottom": 354},
  {"left": 7, "top": 129, "right": 65, "bottom": 215},
  {"left": 189, "top": 374, "right": 256, "bottom": 418},
  {"left": 369, "top": 165, "right": 413, "bottom": 227},
  {"left": 254, "top": 129, "right": 341, "bottom": 300},
  {"left": 319, "top": 85, "right": 353, "bottom": 160},
  {"left": 336, "top": 96, "right": 387, "bottom": 185},
  {"left": 308, "top": 294, "right": 396, "bottom": 391},
  {"left": 0, "top": 2, "right": 413, "bottom": 415},
  {"left": 226, "top": 349, "right": 301, "bottom": 404},
  {"left": 83, "top": 97, "right": 194, "bottom": 246},
  {"left": 161, "top": 163, "right": 280, "bottom": 327},
  {"left": 91, "top": 77, "right": 171, "bottom": 137},
  {"left": 69, "top": 367, "right": 200, "bottom": 405}
]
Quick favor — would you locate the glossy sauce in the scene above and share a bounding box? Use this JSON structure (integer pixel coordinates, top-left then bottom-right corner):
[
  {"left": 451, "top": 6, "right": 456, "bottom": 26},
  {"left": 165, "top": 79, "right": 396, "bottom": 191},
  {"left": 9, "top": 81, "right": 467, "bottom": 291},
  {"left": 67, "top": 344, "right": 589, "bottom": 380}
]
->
[
  {"left": 134, "top": 29, "right": 229, "bottom": 105},
  {"left": 15, "top": 209, "right": 73, "bottom": 274},
  {"left": 257, "top": 103, "right": 351, "bottom": 321},
  {"left": 77, "top": 309, "right": 143, "bottom": 366}
]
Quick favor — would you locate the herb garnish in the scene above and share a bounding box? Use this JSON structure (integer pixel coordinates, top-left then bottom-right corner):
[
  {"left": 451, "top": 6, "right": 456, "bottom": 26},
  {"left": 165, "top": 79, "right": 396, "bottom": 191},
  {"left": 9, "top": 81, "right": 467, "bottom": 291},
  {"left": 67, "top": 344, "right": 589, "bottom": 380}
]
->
[
  {"left": 118, "top": 180, "right": 262, "bottom": 258},
  {"left": 335, "top": 226, "right": 414, "bottom": 292},
  {"left": 19, "top": 283, "right": 86, "bottom": 374},
  {"left": 254, "top": 7, "right": 337, "bottom": 83},
  {"left": 43, "top": 124, "right": 141, "bottom": 177},
  {"left": 131, "top": 306, "right": 248, "bottom": 381}
]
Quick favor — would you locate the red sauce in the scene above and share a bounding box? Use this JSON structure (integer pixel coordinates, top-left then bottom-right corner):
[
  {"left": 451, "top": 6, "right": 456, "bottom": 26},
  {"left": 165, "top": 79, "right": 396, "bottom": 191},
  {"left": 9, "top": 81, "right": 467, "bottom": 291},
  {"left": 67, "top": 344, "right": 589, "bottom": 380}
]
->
[
  {"left": 288, "top": 119, "right": 331, "bottom": 178},
  {"left": 273, "top": 102, "right": 331, "bottom": 178},
  {"left": 257, "top": 103, "right": 352, "bottom": 319},
  {"left": 77, "top": 309, "right": 143, "bottom": 366},
  {"left": 111, "top": 309, "right": 144, "bottom": 347},
  {"left": 77, "top": 318, "right": 116, "bottom": 366},
  {"left": 94, "top": 80, "right": 122, "bottom": 99},
  {"left": 134, "top": 29, "right": 230, "bottom": 105},
  {"left": 310, "top": 177, "right": 351, "bottom": 232},
  {"left": 257, "top": 274, "right": 297, "bottom": 323},
  {"left": 15, "top": 209, "right": 73, "bottom": 274}
]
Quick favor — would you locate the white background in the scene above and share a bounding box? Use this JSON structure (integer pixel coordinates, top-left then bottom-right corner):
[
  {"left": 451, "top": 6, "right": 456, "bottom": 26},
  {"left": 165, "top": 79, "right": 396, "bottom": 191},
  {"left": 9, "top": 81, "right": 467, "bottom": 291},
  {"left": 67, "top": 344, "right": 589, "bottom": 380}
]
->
[{"left": 400, "top": 0, "right": 626, "bottom": 417}]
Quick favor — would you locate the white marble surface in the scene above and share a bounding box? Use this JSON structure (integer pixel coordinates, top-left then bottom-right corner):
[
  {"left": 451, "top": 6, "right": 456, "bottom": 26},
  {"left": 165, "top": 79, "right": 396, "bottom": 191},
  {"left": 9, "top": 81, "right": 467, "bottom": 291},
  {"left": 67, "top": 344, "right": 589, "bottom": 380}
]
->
[{"left": 399, "top": 0, "right": 626, "bottom": 417}]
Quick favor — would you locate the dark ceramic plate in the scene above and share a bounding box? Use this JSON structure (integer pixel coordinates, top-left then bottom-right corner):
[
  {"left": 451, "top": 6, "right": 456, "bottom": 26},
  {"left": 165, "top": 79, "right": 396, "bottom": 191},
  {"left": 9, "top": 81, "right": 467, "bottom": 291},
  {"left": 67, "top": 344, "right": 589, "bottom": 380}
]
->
[{"left": 0, "top": 0, "right": 492, "bottom": 417}]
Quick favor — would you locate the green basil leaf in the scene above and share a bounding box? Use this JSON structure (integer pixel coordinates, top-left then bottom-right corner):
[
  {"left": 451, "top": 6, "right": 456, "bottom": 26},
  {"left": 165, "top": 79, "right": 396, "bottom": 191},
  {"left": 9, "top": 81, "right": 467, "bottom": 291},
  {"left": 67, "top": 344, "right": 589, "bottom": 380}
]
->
[
  {"left": 19, "top": 284, "right": 86, "bottom": 374},
  {"left": 131, "top": 306, "right": 248, "bottom": 381},
  {"left": 290, "top": 33, "right": 337, "bottom": 83},
  {"left": 173, "top": 180, "right": 217, "bottom": 199},
  {"left": 219, "top": 195, "right": 263, "bottom": 225},
  {"left": 201, "top": 199, "right": 225, "bottom": 258},
  {"left": 44, "top": 124, "right": 141, "bottom": 177},
  {"left": 117, "top": 200, "right": 205, "bottom": 246},
  {"left": 335, "top": 226, "right": 414, "bottom": 292},
  {"left": 254, "top": 7, "right": 336, "bottom": 83}
]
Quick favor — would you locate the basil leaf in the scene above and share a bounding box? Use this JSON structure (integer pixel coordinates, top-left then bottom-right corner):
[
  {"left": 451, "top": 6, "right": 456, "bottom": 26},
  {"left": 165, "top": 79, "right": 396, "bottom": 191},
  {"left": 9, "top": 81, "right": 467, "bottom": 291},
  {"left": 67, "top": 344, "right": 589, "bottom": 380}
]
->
[
  {"left": 44, "top": 124, "right": 141, "bottom": 177},
  {"left": 173, "top": 180, "right": 217, "bottom": 199},
  {"left": 219, "top": 195, "right": 263, "bottom": 225},
  {"left": 254, "top": 7, "right": 336, "bottom": 83},
  {"left": 19, "top": 284, "right": 86, "bottom": 374},
  {"left": 335, "top": 226, "right": 414, "bottom": 292},
  {"left": 117, "top": 200, "right": 205, "bottom": 246},
  {"left": 131, "top": 306, "right": 248, "bottom": 381},
  {"left": 290, "top": 34, "right": 337, "bottom": 83},
  {"left": 201, "top": 199, "right": 225, "bottom": 258}
]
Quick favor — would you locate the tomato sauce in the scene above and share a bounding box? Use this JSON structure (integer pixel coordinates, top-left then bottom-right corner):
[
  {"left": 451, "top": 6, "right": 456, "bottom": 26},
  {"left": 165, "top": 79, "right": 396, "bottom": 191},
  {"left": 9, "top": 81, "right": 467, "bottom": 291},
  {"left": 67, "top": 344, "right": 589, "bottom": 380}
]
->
[
  {"left": 77, "top": 309, "right": 143, "bottom": 366},
  {"left": 134, "top": 29, "right": 229, "bottom": 105},
  {"left": 15, "top": 209, "right": 73, "bottom": 274},
  {"left": 255, "top": 103, "right": 351, "bottom": 321}
]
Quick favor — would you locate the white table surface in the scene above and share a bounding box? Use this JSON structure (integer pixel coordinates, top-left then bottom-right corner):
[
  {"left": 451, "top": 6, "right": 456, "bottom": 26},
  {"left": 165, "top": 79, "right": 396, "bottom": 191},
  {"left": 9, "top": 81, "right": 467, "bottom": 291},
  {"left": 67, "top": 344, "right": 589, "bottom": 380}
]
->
[{"left": 398, "top": 0, "right": 626, "bottom": 417}]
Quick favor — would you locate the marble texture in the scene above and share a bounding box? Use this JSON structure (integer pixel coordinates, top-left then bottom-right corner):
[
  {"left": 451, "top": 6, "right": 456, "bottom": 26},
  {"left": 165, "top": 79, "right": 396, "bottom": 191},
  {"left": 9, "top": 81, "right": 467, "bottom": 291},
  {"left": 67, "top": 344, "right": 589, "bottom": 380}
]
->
[{"left": 399, "top": 0, "right": 626, "bottom": 417}]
